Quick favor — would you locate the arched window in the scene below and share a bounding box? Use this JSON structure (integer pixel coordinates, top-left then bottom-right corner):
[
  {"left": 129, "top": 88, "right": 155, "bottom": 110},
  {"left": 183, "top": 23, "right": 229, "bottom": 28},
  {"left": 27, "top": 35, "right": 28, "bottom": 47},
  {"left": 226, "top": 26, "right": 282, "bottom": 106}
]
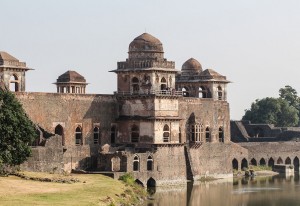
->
[
  {"left": 199, "top": 86, "right": 207, "bottom": 98},
  {"left": 205, "top": 127, "right": 210, "bottom": 142},
  {"left": 217, "top": 86, "right": 223, "bottom": 100},
  {"left": 147, "top": 156, "right": 153, "bottom": 171},
  {"left": 133, "top": 155, "right": 139, "bottom": 171},
  {"left": 9, "top": 74, "right": 19, "bottom": 92},
  {"left": 285, "top": 157, "right": 291, "bottom": 165},
  {"left": 250, "top": 158, "right": 257, "bottom": 166},
  {"left": 160, "top": 77, "right": 167, "bottom": 91},
  {"left": 131, "top": 125, "right": 139, "bottom": 143},
  {"left": 75, "top": 126, "right": 82, "bottom": 145},
  {"left": 241, "top": 158, "right": 248, "bottom": 170},
  {"left": 268, "top": 158, "right": 274, "bottom": 168},
  {"left": 182, "top": 87, "right": 189, "bottom": 97},
  {"left": 111, "top": 126, "right": 116, "bottom": 144},
  {"left": 132, "top": 77, "right": 139, "bottom": 93},
  {"left": 93, "top": 127, "right": 100, "bottom": 144},
  {"left": 163, "top": 124, "right": 170, "bottom": 142},
  {"left": 219, "top": 127, "right": 224, "bottom": 142},
  {"left": 277, "top": 157, "right": 283, "bottom": 164},
  {"left": 190, "top": 124, "right": 204, "bottom": 142},
  {"left": 55, "top": 124, "right": 64, "bottom": 146},
  {"left": 294, "top": 157, "right": 299, "bottom": 172}
]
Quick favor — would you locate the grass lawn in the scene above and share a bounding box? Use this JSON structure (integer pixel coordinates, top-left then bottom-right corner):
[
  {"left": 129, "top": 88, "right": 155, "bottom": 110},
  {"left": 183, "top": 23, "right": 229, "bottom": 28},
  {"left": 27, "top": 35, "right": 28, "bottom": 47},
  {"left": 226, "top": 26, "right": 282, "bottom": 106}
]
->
[{"left": 0, "top": 172, "right": 142, "bottom": 206}]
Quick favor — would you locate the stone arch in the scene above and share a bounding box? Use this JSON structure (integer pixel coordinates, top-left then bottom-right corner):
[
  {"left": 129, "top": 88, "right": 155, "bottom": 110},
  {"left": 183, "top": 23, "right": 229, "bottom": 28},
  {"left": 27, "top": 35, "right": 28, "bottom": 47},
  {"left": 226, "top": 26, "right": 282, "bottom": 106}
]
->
[
  {"left": 241, "top": 158, "right": 248, "bottom": 170},
  {"left": 217, "top": 86, "right": 223, "bottom": 100},
  {"left": 75, "top": 126, "right": 82, "bottom": 145},
  {"left": 293, "top": 157, "right": 299, "bottom": 172},
  {"left": 250, "top": 158, "right": 257, "bottom": 166},
  {"left": 55, "top": 124, "right": 64, "bottom": 146},
  {"left": 9, "top": 74, "right": 19, "bottom": 92},
  {"left": 132, "top": 77, "right": 139, "bottom": 93},
  {"left": 133, "top": 155, "right": 140, "bottom": 171},
  {"left": 135, "top": 179, "right": 144, "bottom": 187},
  {"left": 277, "top": 157, "right": 283, "bottom": 164},
  {"left": 147, "top": 155, "right": 154, "bottom": 171},
  {"left": 182, "top": 87, "right": 189, "bottom": 97},
  {"left": 160, "top": 77, "right": 167, "bottom": 90},
  {"left": 259, "top": 158, "right": 266, "bottom": 166},
  {"left": 147, "top": 177, "right": 156, "bottom": 188},
  {"left": 232, "top": 158, "right": 238, "bottom": 170},
  {"left": 163, "top": 124, "right": 170, "bottom": 142},
  {"left": 268, "top": 157, "right": 275, "bottom": 168},
  {"left": 218, "top": 127, "right": 224, "bottom": 142},
  {"left": 205, "top": 127, "right": 210, "bottom": 142},
  {"left": 111, "top": 156, "right": 120, "bottom": 172},
  {"left": 285, "top": 157, "right": 291, "bottom": 165}
]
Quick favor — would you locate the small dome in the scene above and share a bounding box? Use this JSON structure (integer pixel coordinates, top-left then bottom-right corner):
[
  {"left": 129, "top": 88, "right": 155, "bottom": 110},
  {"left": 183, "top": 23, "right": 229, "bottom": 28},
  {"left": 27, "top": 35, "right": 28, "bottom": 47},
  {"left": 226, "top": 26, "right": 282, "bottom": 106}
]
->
[
  {"left": 57, "top": 70, "right": 86, "bottom": 83},
  {"left": 129, "top": 33, "right": 163, "bottom": 53},
  {"left": 181, "top": 58, "right": 202, "bottom": 73}
]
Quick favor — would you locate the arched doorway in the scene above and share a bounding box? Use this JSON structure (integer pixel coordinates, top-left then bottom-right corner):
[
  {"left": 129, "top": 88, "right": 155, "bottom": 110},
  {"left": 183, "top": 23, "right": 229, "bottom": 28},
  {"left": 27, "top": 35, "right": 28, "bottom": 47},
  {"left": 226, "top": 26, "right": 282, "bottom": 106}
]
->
[
  {"left": 9, "top": 74, "right": 19, "bottom": 92},
  {"left": 251, "top": 158, "right": 257, "bottom": 166},
  {"left": 182, "top": 87, "right": 189, "bottom": 97},
  {"left": 241, "top": 158, "right": 248, "bottom": 170},
  {"left": 132, "top": 77, "right": 139, "bottom": 93},
  {"left": 147, "top": 177, "right": 156, "bottom": 188},
  {"left": 232, "top": 159, "right": 238, "bottom": 170},
  {"left": 55, "top": 124, "right": 64, "bottom": 146},
  {"left": 277, "top": 157, "right": 283, "bottom": 164},
  {"left": 285, "top": 157, "right": 291, "bottom": 165},
  {"left": 135, "top": 179, "right": 144, "bottom": 187},
  {"left": 294, "top": 157, "right": 299, "bottom": 172},
  {"left": 160, "top": 77, "right": 167, "bottom": 91},
  {"left": 259, "top": 158, "right": 266, "bottom": 166},
  {"left": 268, "top": 158, "right": 275, "bottom": 168}
]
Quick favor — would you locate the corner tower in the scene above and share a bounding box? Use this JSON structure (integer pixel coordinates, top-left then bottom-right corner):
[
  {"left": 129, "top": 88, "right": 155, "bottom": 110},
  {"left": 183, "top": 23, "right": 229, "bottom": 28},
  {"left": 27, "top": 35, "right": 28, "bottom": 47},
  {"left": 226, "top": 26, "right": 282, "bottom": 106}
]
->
[{"left": 0, "top": 51, "right": 32, "bottom": 92}]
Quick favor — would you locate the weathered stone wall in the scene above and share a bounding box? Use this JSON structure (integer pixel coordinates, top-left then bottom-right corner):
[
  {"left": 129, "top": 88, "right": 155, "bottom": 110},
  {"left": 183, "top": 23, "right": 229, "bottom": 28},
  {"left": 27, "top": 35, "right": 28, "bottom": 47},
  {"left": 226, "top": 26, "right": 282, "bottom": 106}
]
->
[
  {"left": 179, "top": 98, "right": 231, "bottom": 143},
  {"left": 16, "top": 92, "right": 117, "bottom": 172},
  {"left": 189, "top": 142, "right": 248, "bottom": 179}
]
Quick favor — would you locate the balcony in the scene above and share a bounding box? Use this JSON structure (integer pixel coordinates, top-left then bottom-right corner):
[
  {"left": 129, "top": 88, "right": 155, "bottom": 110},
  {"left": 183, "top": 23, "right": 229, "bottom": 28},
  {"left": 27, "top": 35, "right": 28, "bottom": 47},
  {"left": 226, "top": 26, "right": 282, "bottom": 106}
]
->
[{"left": 114, "top": 89, "right": 183, "bottom": 97}]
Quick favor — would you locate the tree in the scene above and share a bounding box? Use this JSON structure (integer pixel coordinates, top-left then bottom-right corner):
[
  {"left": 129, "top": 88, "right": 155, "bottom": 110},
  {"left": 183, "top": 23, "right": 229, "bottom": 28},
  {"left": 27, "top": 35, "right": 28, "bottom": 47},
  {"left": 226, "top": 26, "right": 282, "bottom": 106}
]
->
[
  {"left": 279, "top": 85, "right": 299, "bottom": 108},
  {"left": 0, "top": 89, "right": 37, "bottom": 167},
  {"left": 242, "top": 97, "right": 299, "bottom": 127}
]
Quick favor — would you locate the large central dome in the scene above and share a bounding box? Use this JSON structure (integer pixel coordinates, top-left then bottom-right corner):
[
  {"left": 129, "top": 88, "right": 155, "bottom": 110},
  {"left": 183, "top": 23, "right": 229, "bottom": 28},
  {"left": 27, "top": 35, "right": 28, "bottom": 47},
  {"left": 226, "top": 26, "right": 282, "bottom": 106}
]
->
[{"left": 129, "top": 33, "right": 163, "bottom": 53}]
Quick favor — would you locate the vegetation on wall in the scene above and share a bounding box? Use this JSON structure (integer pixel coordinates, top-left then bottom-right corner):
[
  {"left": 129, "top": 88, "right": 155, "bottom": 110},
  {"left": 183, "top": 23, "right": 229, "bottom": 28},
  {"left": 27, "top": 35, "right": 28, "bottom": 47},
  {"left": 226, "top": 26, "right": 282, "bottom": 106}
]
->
[
  {"left": 0, "top": 89, "right": 37, "bottom": 169},
  {"left": 243, "top": 85, "right": 300, "bottom": 127}
]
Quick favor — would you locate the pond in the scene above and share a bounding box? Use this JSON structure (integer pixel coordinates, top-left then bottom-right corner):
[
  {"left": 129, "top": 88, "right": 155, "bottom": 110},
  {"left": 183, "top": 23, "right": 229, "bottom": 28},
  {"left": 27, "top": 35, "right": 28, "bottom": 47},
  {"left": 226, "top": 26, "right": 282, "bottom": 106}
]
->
[{"left": 146, "top": 175, "right": 300, "bottom": 206}]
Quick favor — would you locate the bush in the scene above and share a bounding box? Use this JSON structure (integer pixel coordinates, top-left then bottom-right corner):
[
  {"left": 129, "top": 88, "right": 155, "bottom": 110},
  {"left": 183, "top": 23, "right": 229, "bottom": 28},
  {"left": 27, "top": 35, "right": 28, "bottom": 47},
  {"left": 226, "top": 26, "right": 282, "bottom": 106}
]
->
[{"left": 118, "top": 173, "right": 135, "bottom": 185}]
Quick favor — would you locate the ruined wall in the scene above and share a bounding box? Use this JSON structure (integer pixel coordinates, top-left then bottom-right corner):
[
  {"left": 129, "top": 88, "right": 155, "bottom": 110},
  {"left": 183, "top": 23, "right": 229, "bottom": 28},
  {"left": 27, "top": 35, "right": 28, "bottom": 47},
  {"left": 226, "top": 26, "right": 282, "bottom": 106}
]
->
[
  {"left": 16, "top": 92, "right": 117, "bottom": 172},
  {"left": 179, "top": 98, "right": 231, "bottom": 143},
  {"left": 21, "top": 135, "right": 64, "bottom": 173},
  {"left": 189, "top": 142, "right": 248, "bottom": 179}
]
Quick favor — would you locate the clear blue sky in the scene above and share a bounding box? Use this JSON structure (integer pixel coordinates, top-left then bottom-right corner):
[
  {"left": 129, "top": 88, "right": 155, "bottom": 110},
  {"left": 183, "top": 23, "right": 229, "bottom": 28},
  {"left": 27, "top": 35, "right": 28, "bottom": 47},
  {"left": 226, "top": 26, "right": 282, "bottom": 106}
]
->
[{"left": 1, "top": 0, "right": 300, "bottom": 119}]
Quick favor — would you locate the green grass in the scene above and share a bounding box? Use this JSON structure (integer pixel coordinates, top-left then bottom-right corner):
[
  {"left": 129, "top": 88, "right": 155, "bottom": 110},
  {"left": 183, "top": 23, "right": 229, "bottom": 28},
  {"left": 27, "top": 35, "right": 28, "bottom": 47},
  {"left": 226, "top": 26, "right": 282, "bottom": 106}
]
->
[
  {"left": 249, "top": 165, "right": 272, "bottom": 171},
  {"left": 0, "top": 172, "right": 145, "bottom": 206}
]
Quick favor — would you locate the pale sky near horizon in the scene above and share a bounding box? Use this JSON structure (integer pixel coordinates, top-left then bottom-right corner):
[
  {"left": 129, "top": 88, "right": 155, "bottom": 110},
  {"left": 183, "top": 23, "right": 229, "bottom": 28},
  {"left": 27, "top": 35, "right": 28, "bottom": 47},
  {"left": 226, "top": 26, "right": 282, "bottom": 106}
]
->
[{"left": 1, "top": 0, "right": 300, "bottom": 120}]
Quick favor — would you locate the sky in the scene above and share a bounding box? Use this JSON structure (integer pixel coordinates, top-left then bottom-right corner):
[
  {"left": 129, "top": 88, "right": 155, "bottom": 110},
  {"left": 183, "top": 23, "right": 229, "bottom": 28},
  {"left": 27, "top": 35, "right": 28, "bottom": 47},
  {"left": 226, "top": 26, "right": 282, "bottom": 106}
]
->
[{"left": 1, "top": 0, "right": 300, "bottom": 120}]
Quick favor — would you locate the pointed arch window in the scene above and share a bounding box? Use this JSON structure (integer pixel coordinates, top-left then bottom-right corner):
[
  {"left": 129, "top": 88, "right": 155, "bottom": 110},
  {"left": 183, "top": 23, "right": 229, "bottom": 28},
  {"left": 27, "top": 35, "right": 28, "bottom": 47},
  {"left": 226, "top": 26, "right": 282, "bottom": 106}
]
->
[
  {"left": 160, "top": 77, "right": 167, "bottom": 91},
  {"left": 163, "top": 124, "right": 170, "bottom": 142},
  {"left": 75, "top": 126, "right": 82, "bottom": 145},
  {"left": 131, "top": 125, "right": 139, "bottom": 143},
  {"left": 132, "top": 77, "right": 139, "bottom": 93},
  {"left": 93, "top": 127, "right": 100, "bottom": 144},
  {"left": 55, "top": 124, "right": 64, "bottom": 146},
  {"left": 147, "top": 156, "right": 153, "bottom": 171},
  {"left": 219, "top": 127, "right": 224, "bottom": 142},
  {"left": 205, "top": 127, "right": 210, "bottom": 142},
  {"left": 133, "top": 155, "right": 140, "bottom": 171}
]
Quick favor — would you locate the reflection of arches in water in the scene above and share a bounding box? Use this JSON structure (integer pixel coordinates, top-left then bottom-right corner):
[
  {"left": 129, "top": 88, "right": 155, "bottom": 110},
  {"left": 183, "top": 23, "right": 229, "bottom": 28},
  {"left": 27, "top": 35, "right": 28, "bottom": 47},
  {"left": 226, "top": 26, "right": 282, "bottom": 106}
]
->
[
  {"left": 135, "top": 179, "right": 144, "bottom": 187},
  {"left": 285, "top": 157, "right": 291, "bottom": 165},
  {"left": 250, "top": 158, "right": 257, "bottom": 166},
  {"left": 294, "top": 157, "right": 299, "bottom": 172},
  {"left": 259, "top": 158, "right": 266, "bottom": 166},
  {"left": 241, "top": 158, "right": 248, "bottom": 170},
  {"left": 268, "top": 158, "right": 275, "bottom": 168},
  {"left": 277, "top": 157, "right": 283, "bottom": 164},
  {"left": 232, "top": 159, "right": 238, "bottom": 170}
]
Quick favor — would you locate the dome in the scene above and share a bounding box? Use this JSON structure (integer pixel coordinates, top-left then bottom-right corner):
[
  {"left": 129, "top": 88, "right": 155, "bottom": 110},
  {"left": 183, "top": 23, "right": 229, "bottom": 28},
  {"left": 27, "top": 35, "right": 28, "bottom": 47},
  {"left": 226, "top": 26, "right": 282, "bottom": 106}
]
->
[
  {"left": 129, "top": 33, "right": 163, "bottom": 53},
  {"left": 181, "top": 58, "right": 202, "bottom": 73},
  {"left": 57, "top": 70, "right": 86, "bottom": 83}
]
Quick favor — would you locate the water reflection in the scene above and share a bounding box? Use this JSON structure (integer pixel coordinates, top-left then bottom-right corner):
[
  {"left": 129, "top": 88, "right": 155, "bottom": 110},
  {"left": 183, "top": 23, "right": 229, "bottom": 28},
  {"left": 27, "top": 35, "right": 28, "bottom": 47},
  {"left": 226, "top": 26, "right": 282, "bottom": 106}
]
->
[{"left": 147, "top": 175, "right": 300, "bottom": 206}]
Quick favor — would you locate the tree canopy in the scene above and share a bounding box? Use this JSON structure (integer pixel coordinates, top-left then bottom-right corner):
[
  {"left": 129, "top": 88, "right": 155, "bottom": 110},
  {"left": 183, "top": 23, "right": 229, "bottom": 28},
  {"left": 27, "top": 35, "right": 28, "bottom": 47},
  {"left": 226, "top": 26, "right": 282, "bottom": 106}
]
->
[
  {"left": 242, "top": 85, "right": 300, "bottom": 127},
  {"left": 0, "top": 89, "right": 37, "bottom": 167}
]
